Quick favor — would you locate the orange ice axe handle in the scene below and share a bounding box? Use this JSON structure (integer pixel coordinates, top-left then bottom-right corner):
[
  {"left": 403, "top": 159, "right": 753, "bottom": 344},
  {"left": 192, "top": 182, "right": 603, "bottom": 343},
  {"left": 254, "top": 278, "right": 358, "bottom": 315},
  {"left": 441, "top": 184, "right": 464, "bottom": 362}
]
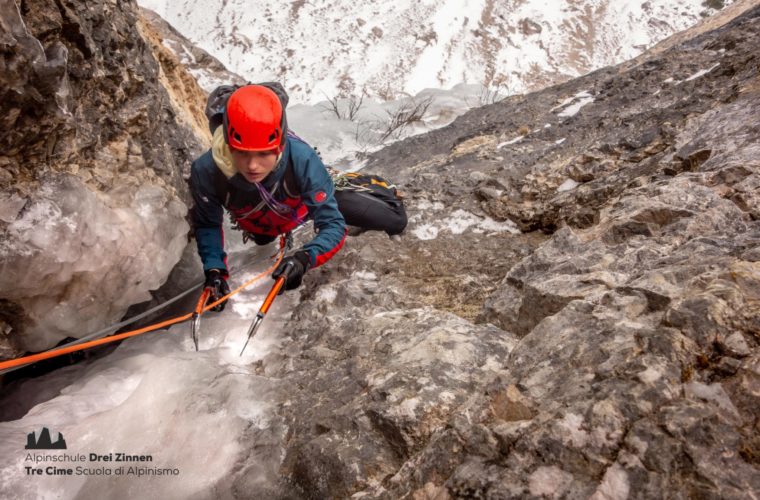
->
[{"left": 239, "top": 261, "right": 294, "bottom": 356}]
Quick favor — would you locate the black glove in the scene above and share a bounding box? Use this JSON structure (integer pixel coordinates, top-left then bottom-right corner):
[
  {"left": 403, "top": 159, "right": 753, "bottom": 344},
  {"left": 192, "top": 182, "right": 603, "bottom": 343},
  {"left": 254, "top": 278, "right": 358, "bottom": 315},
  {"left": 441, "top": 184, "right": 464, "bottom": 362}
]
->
[
  {"left": 204, "top": 269, "right": 231, "bottom": 312},
  {"left": 272, "top": 251, "right": 311, "bottom": 291}
]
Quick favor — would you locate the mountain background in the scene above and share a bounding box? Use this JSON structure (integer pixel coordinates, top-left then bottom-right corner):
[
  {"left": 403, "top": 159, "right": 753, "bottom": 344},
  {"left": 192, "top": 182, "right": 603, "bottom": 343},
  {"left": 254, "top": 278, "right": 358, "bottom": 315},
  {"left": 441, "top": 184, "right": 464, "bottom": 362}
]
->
[{"left": 138, "top": 0, "right": 733, "bottom": 101}]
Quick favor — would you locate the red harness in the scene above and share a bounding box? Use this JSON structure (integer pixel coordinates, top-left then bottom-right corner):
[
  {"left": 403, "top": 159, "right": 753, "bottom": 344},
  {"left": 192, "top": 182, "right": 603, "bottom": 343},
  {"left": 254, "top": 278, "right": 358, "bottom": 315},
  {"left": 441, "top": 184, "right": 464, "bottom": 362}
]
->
[{"left": 229, "top": 196, "right": 309, "bottom": 236}]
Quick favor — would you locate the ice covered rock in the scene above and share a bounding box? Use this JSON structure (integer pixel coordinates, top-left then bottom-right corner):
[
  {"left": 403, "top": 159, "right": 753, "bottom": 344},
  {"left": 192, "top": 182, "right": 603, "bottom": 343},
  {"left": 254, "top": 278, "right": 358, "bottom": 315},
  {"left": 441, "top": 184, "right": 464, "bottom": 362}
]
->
[
  {"left": 0, "top": 174, "right": 188, "bottom": 351},
  {"left": 0, "top": 0, "right": 207, "bottom": 353}
]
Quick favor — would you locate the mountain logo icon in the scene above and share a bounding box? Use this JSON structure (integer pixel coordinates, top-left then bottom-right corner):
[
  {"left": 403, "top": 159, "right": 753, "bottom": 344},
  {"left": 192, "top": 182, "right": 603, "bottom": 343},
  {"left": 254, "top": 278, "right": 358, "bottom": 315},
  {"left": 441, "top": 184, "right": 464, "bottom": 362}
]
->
[{"left": 25, "top": 427, "right": 67, "bottom": 450}]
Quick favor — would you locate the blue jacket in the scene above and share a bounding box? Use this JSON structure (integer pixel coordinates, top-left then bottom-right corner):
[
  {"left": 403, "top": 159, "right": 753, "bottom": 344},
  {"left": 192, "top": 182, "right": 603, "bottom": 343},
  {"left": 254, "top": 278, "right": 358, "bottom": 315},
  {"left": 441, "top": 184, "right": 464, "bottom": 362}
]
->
[{"left": 190, "top": 135, "right": 347, "bottom": 275}]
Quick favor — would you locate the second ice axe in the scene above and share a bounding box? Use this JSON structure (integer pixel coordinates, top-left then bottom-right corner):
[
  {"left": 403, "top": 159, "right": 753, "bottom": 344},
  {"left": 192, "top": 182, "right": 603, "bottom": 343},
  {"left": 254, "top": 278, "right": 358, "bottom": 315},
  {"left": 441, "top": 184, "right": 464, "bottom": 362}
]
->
[{"left": 239, "top": 260, "right": 295, "bottom": 356}]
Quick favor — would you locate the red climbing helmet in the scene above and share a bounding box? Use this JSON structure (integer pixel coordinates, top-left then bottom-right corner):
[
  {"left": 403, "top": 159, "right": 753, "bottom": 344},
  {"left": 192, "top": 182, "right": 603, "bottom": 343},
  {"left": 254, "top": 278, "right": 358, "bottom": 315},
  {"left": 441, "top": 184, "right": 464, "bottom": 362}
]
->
[{"left": 223, "top": 85, "right": 284, "bottom": 152}]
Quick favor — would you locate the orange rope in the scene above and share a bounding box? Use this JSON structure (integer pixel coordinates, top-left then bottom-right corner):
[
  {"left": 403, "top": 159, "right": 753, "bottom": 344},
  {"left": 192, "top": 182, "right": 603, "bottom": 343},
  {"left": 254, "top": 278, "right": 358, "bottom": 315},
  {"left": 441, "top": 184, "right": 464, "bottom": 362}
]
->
[{"left": 0, "top": 249, "right": 285, "bottom": 372}]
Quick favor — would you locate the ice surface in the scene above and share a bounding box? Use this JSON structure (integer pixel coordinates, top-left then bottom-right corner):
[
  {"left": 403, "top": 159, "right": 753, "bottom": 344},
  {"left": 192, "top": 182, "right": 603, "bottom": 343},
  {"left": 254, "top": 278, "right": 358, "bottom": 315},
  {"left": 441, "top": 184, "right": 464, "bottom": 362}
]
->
[
  {"left": 0, "top": 242, "right": 294, "bottom": 499},
  {"left": 0, "top": 175, "right": 188, "bottom": 351}
]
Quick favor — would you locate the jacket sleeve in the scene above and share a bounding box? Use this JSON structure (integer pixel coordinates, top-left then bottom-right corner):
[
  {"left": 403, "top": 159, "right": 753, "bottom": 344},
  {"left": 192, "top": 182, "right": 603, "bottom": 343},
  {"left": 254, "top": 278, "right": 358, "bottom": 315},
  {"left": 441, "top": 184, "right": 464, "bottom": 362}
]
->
[
  {"left": 190, "top": 155, "right": 229, "bottom": 276},
  {"left": 295, "top": 149, "right": 347, "bottom": 268}
]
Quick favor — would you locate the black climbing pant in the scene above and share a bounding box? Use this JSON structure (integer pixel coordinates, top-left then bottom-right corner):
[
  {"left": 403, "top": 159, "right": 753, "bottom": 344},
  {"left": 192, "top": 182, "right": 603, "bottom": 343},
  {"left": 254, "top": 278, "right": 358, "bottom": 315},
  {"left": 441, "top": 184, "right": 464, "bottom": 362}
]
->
[{"left": 334, "top": 189, "right": 407, "bottom": 236}]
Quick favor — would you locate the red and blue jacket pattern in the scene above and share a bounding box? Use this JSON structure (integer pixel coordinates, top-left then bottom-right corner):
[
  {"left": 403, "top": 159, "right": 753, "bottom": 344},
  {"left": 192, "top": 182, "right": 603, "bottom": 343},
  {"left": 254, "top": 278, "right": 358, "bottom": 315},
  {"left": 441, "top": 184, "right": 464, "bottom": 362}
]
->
[{"left": 190, "top": 135, "right": 347, "bottom": 275}]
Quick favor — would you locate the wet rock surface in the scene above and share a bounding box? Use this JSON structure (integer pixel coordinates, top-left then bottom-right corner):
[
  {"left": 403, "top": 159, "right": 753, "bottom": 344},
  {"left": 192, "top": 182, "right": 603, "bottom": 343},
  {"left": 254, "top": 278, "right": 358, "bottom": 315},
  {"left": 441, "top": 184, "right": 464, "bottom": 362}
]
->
[
  {"left": 258, "top": 6, "right": 760, "bottom": 498},
  {"left": 0, "top": 0, "right": 206, "bottom": 352}
]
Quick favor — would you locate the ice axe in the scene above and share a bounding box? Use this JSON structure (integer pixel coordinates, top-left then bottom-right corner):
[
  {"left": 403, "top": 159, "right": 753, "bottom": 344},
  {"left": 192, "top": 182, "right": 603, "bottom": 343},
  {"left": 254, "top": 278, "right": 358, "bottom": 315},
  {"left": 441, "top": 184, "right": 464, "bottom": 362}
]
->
[
  {"left": 191, "top": 288, "right": 212, "bottom": 351},
  {"left": 239, "top": 260, "right": 295, "bottom": 356}
]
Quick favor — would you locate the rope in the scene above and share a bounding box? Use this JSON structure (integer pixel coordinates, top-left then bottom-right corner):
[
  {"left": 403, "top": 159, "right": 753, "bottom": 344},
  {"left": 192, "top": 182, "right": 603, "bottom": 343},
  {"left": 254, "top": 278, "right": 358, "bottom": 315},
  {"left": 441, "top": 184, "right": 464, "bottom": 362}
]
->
[
  {"left": 65, "top": 280, "right": 204, "bottom": 347},
  {"left": 1, "top": 223, "right": 311, "bottom": 376},
  {"left": 0, "top": 245, "right": 286, "bottom": 374}
]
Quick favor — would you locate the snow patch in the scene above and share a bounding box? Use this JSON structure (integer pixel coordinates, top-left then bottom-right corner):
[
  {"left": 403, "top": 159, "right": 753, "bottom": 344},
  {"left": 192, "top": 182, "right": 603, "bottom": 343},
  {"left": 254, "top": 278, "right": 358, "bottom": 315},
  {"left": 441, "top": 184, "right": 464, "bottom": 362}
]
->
[
  {"left": 446, "top": 210, "right": 484, "bottom": 234},
  {"left": 287, "top": 83, "right": 489, "bottom": 166},
  {"left": 355, "top": 271, "right": 377, "bottom": 281},
  {"left": 557, "top": 178, "right": 579, "bottom": 192},
  {"left": 413, "top": 223, "right": 439, "bottom": 240},
  {"left": 315, "top": 286, "right": 337, "bottom": 303},
  {"left": 556, "top": 91, "right": 595, "bottom": 118},
  {"left": 550, "top": 95, "right": 577, "bottom": 112},
  {"left": 474, "top": 217, "right": 521, "bottom": 234},
  {"left": 413, "top": 210, "right": 519, "bottom": 240},
  {"left": 416, "top": 199, "right": 446, "bottom": 211},
  {"left": 682, "top": 63, "right": 720, "bottom": 82},
  {"left": 497, "top": 136, "right": 524, "bottom": 149}
]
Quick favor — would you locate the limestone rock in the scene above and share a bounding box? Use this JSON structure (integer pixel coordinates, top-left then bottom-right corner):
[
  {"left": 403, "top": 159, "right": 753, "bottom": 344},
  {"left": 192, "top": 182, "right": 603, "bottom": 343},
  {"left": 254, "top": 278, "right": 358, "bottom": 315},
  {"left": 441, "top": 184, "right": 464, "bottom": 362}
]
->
[{"left": 268, "top": 6, "right": 760, "bottom": 498}]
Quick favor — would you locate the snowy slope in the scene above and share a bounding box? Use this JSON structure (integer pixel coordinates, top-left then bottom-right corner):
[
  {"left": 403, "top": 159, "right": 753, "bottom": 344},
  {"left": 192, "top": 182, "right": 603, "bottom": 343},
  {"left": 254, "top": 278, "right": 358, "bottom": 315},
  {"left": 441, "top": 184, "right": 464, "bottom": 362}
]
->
[{"left": 137, "top": 0, "right": 731, "bottom": 103}]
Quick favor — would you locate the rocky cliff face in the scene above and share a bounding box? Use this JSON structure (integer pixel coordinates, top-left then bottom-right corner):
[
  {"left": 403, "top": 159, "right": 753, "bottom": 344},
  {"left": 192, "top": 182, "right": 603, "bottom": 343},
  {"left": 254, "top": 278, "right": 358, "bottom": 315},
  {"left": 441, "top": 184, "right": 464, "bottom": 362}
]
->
[
  {"left": 232, "top": 5, "right": 760, "bottom": 498},
  {"left": 139, "top": 7, "right": 246, "bottom": 92},
  {"left": 0, "top": 0, "right": 207, "bottom": 355}
]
